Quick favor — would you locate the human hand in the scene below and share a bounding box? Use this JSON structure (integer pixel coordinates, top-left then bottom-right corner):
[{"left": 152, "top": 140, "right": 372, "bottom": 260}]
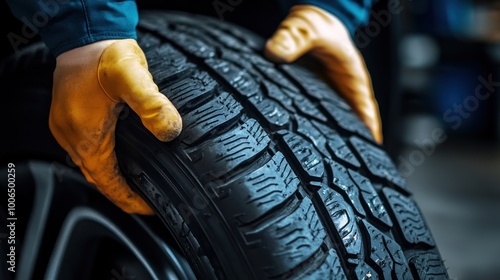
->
[
  {"left": 265, "top": 5, "right": 383, "bottom": 143},
  {"left": 49, "top": 39, "right": 182, "bottom": 215}
]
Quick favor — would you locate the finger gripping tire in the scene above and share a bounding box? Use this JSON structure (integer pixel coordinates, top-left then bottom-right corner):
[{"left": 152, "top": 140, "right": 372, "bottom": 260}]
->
[{"left": 113, "top": 11, "right": 449, "bottom": 280}]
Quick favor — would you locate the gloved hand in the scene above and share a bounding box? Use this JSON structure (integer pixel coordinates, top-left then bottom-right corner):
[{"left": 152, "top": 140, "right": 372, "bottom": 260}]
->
[
  {"left": 265, "top": 5, "right": 383, "bottom": 143},
  {"left": 49, "top": 39, "right": 182, "bottom": 215}
]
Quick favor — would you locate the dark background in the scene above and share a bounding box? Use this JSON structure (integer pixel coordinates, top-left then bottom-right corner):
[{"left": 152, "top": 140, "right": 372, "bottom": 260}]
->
[
  {"left": 2, "top": 0, "right": 500, "bottom": 279},
  {"left": 361, "top": 1, "right": 500, "bottom": 279}
]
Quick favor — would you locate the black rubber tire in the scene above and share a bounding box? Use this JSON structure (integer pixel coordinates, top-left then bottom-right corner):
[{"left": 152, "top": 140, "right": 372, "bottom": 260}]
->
[{"left": 0, "top": 10, "right": 449, "bottom": 280}]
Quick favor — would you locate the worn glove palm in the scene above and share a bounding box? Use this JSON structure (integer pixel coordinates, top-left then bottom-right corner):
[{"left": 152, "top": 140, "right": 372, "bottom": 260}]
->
[
  {"left": 49, "top": 39, "right": 182, "bottom": 215},
  {"left": 265, "top": 5, "right": 383, "bottom": 143}
]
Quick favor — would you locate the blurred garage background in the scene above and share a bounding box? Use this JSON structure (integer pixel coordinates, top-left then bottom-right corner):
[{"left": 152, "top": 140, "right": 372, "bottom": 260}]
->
[
  {"left": 362, "top": 0, "right": 500, "bottom": 279},
  {"left": 1, "top": 0, "right": 499, "bottom": 279}
]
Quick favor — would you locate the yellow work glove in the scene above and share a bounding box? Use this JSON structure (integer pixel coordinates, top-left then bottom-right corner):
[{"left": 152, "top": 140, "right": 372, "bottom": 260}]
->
[
  {"left": 49, "top": 39, "right": 182, "bottom": 215},
  {"left": 265, "top": 5, "right": 383, "bottom": 143}
]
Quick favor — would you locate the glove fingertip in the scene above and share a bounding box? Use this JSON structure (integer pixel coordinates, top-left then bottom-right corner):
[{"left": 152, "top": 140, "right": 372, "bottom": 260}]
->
[
  {"left": 154, "top": 119, "right": 183, "bottom": 142},
  {"left": 264, "top": 47, "right": 287, "bottom": 64},
  {"left": 146, "top": 107, "right": 183, "bottom": 142}
]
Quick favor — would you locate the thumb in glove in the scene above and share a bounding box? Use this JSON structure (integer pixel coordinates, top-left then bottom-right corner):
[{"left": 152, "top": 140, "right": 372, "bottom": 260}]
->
[
  {"left": 49, "top": 39, "right": 182, "bottom": 215},
  {"left": 265, "top": 5, "right": 383, "bottom": 143}
]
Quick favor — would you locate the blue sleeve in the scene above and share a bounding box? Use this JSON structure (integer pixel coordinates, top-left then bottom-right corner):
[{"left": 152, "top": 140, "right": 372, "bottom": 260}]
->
[
  {"left": 5, "top": 0, "right": 139, "bottom": 57},
  {"left": 284, "top": 0, "right": 376, "bottom": 36}
]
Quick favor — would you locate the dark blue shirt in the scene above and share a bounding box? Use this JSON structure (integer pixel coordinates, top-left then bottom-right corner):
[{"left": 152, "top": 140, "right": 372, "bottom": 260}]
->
[
  {"left": 5, "top": 0, "right": 374, "bottom": 57},
  {"left": 5, "top": 0, "right": 139, "bottom": 56},
  {"left": 296, "top": 0, "right": 374, "bottom": 35}
]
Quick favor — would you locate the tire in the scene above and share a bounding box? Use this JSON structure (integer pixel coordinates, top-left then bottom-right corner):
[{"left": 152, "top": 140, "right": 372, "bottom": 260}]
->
[
  {"left": 0, "top": 10, "right": 449, "bottom": 280},
  {"left": 0, "top": 161, "right": 196, "bottom": 280}
]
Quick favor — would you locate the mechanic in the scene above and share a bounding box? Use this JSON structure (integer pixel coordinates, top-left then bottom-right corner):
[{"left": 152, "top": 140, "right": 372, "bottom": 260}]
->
[{"left": 4, "top": 0, "right": 382, "bottom": 215}]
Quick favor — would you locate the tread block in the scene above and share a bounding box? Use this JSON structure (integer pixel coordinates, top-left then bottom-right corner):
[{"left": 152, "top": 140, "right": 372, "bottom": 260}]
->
[
  {"left": 312, "top": 121, "right": 361, "bottom": 168},
  {"left": 220, "top": 50, "right": 262, "bottom": 78},
  {"left": 295, "top": 115, "right": 329, "bottom": 155},
  {"left": 241, "top": 52, "right": 274, "bottom": 68},
  {"left": 249, "top": 94, "right": 290, "bottom": 129},
  {"left": 362, "top": 221, "right": 412, "bottom": 280},
  {"left": 349, "top": 170, "right": 393, "bottom": 227},
  {"left": 174, "top": 24, "right": 224, "bottom": 45},
  {"left": 291, "top": 93, "right": 328, "bottom": 122},
  {"left": 354, "top": 261, "right": 380, "bottom": 280},
  {"left": 350, "top": 136, "right": 408, "bottom": 191},
  {"left": 206, "top": 58, "right": 260, "bottom": 97},
  {"left": 181, "top": 92, "right": 243, "bottom": 145},
  {"left": 197, "top": 24, "right": 254, "bottom": 53},
  {"left": 262, "top": 80, "right": 295, "bottom": 111},
  {"left": 305, "top": 249, "right": 348, "bottom": 280},
  {"left": 329, "top": 160, "right": 367, "bottom": 216},
  {"left": 159, "top": 29, "right": 217, "bottom": 59},
  {"left": 137, "top": 32, "right": 161, "bottom": 50},
  {"left": 215, "top": 25, "right": 264, "bottom": 51},
  {"left": 242, "top": 197, "right": 326, "bottom": 277},
  {"left": 184, "top": 118, "right": 270, "bottom": 179},
  {"left": 146, "top": 44, "right": 196, "bottom": 89},
  {"left": 322, "top": 101, "right": 374, "bottom": 141},
  {"left": 408, "top": 252, "right": 448, "bottom": 280},
  {"left": 216, "top": 152, "right": 300, "bottom": 224},
  {"left": 254, "top": 63, "right": 299, "bottom": 93},
  {"left": 317, "top": 188, "right": 363, "bottom": 257},
  {"left": 383, "top": 188, "right": 435, "bottom": 246},
  {"left": 164, "top": 70, "right": 217, "bottom": 111},
  {"left": 281, "top": 132, "right": 325, "bottom": 181},
  {"left": 279, "top": 64, "right": 349, "bottom": 108}
]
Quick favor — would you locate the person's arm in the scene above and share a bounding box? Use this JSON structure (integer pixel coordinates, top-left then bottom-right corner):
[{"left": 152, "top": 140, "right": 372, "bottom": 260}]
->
[
  {"left": 5, "top": 0, "right": 139, "bottom": 56},
  {"left": 266, "top": 1, "right": 382, "bottom": 143},
  {"left": 293, "top": 0, "right": 376, "bottom": 36},
  {"left": 5, "top": 0, "right": 182, "bottom": 214}
]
